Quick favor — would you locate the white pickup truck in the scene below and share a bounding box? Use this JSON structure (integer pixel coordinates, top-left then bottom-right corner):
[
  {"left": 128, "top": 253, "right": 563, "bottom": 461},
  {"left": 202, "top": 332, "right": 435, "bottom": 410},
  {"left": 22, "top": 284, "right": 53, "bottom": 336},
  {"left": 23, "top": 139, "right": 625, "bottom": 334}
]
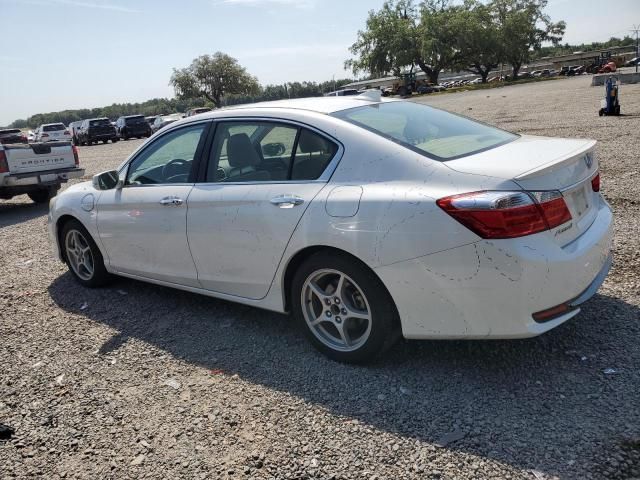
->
[{"left": 0, "top": 142, "right": 84, "bottom": 203}]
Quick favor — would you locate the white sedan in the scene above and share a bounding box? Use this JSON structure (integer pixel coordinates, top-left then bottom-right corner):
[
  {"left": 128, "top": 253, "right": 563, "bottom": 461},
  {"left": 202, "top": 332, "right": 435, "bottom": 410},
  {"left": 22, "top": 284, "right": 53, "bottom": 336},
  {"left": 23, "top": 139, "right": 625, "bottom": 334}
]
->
[{"left": 48, "top": 92, "right": 613, "bottom": 363}]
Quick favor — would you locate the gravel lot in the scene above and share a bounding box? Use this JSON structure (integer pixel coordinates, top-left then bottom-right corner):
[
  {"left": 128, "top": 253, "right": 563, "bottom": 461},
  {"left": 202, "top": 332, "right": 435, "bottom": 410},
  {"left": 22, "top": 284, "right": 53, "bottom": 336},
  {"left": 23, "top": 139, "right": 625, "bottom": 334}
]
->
[{"left": 1, "top": 75, "right": 639, "bottom": 479}]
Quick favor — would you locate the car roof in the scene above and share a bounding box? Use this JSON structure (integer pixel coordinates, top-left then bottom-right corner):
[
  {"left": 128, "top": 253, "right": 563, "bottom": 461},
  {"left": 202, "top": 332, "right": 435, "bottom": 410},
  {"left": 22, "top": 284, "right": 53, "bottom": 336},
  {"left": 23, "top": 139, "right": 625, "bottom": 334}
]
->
[{"left": 199, "top": 95, "right": 396, "bottom": 117}]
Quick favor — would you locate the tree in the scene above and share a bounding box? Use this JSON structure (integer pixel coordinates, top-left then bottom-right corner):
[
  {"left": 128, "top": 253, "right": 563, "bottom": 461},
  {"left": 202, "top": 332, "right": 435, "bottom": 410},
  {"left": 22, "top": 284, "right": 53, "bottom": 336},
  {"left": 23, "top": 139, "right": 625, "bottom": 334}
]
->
[
  {"left": 346, "top": 0, "right": 420, "bottom": 78},
  {"left": 346, "top": 0, "right": 460, "bottom": 85},
  {"left": 416, "top": 0, "right": 460, "bottom": 84},
  {"left": 170, "top": 52, "right": 260, "bottom": 108},
  {"left": 493, "top": 0, "right": 565, "bottom": 80},
  {"left": 451, "top": 1, "right": 502, "bottom": 83}
]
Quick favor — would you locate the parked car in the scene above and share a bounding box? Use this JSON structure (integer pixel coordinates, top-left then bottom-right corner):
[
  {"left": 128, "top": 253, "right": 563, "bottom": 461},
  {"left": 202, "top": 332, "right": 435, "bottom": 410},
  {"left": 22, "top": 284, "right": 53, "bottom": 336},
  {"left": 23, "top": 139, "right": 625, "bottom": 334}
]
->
[
  {"left": 185, "top": 107, "right": 211, "bottom": 117},
  {"left": 1, "top": 142, "right": 83, "bottom": 203},
  {"left": 77, "top": 118, "right": 118, "bottom": 146},
  {"left": 531, "top": 70, "right": 543, "bottom": 77},
  {"left": 27, "top": 130, "right": 36, "bottom": 142},
  {"left": 624, "top": 57, "right": 639, "bottom": 67},
  {"left": 567, "top": 65, "right": 585, "bottom": 76},
  {"left": 151, "top": 114, "right": 181, "bottom": 133},
  {"left": 116, "top": 115, "right": 152, "bottom": 140},
  {"left": 145, "top": 116, "right": 158, "bottom": 128},
  {"left": 0, "top": 128, "right": 27, "bottom": 144},
  {"left": 324, "top": 89, "right": 359, "bottom": 97},
  {"left": 48, "top": 94, "right": 612, "bottom": 363},
  {"left": 35, "top": 123, "right": 71, "bottom": 142},
  {"left": 68, "top": 121, "right": 82, "bottom": 146}
]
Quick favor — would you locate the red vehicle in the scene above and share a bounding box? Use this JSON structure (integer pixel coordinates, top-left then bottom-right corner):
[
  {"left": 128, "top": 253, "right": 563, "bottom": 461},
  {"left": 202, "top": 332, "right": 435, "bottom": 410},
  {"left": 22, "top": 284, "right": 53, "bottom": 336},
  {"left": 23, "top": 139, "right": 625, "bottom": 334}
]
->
[{"left": 598, "top": 61, "right": 617, "bottom": 74}]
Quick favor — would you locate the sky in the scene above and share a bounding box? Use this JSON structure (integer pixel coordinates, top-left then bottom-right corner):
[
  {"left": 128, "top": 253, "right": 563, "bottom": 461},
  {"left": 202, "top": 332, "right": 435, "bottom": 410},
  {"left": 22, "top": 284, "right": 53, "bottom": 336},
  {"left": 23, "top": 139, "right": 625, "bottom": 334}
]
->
[{"left": 0, "top": 0, "right": 638, "bottom": 125}]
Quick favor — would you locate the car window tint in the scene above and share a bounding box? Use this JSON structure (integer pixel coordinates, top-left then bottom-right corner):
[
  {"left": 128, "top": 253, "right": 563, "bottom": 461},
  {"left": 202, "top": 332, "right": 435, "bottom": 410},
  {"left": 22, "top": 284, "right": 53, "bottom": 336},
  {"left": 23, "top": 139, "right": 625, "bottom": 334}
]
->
[
  {"left": 126, "top": 124, "right": 205, "bottom": 185},
  {"left": 206, "top": 122, "right": 298, "bottom": 183},
  {"left": 291, "top": 129, "right": 338, "bottom": 180},
  {"left": 332, "top": 102, "right": 517, "bottom": 160}
]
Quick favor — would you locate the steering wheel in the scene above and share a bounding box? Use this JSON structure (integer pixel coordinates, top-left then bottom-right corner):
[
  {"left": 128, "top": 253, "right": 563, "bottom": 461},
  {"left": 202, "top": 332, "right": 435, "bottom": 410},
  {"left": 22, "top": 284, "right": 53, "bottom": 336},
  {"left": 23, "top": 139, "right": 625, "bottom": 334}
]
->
[{"left": 162, "top": 159, "right": 188, "bottom": 181}]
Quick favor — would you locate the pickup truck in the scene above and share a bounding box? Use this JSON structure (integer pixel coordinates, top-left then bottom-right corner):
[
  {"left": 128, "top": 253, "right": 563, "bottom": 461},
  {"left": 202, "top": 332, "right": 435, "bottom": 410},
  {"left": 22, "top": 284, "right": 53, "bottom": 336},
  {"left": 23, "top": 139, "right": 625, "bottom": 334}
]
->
[{"left": 0, "top": 142, "right": 84, "bottom": 203}]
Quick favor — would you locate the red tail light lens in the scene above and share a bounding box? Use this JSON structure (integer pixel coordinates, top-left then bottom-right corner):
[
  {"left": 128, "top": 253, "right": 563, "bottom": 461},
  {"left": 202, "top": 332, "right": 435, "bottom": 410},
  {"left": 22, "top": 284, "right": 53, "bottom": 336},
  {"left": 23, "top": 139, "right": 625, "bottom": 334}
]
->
[
  {"left": 42, "top": 133, "right": 49, "bottom": 137},
  {"left": 591, "top": 173, "right": 600, "bottom": 192},
  {"left": 437, "top": 190, "right": 572, "bottom": 239},
  {"left": 72, "top": 145, "right": 79, "bottom": 166},
  {"left": 0, "top": 150, "right": 8, "bottom": 173}
]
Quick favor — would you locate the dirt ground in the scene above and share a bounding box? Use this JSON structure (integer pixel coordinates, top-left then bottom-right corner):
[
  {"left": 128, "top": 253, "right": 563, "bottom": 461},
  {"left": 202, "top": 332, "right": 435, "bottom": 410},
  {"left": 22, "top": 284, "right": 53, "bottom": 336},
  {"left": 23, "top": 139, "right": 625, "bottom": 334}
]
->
[{"left": 1, "top": 75, "right": 639, "bottom": 479}]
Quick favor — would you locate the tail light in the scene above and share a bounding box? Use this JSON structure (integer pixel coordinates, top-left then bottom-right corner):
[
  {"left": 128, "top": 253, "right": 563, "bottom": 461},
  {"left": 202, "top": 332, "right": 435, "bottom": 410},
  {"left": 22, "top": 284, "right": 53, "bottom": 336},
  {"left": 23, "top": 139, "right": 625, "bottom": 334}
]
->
[
  {"left": 591, "top": 173, "right": 600, "bottom": 192},
  {"left": 437, "top": 190, "right": 572, "bottom": 239},
  {"left": 72, "top": 145, "right": 79, "bottom": 166},
  {"left": 21, "top": 135, "right": 27, "bottom": 142},
  {"left": 0, "top": 150, "right": 8, "bottom": 173},
  {"left": 42, "top": 133, "right": 49, "bottom": 138},
  {"left": 64, "top": 130, "right": 70, "bottom": 135}
]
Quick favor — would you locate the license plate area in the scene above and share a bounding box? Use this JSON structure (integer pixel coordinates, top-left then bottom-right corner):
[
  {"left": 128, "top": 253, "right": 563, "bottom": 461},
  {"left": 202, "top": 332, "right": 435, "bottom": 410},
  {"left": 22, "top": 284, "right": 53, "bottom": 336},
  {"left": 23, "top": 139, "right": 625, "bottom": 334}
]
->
[
  {"left": 569, "top": 184, "right": 590, "bottom": 219},
  {"left": 40, "top": 173, "right": 58, "bottom": 183}
]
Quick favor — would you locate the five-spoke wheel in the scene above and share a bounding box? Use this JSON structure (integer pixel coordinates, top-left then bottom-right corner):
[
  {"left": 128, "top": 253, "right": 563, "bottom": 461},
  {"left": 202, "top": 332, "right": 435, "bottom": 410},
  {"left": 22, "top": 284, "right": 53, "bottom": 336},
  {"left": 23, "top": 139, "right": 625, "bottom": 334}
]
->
[
  {"left": 292, "top": 251, "right": 399, "bottom": 363},
  {"left": 61, "top": 219, "right": 111, "bottom": 287}
]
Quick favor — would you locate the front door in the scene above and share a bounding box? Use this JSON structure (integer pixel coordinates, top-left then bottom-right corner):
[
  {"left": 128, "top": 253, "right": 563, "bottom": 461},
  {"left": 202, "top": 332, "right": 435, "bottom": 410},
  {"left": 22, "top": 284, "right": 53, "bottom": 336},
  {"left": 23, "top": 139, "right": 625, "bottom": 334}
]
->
[
  {"left": 187, "top": 121, "right": 340, "bottom": 299},
  {"left": 97, "top": 123, "right": 209, "bottom": 287}
]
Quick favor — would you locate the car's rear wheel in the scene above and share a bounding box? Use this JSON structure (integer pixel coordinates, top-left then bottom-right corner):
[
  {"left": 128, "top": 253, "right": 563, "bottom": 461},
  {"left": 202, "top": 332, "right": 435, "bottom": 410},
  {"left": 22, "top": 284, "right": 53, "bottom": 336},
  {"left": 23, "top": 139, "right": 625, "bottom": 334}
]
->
[
  {"left": 87, "top": 138, "right": 92, "bottom": 146},
  {"left": 292, "top": 252, "right": 399, "bottom": 363},
  {"left": 28, "top": 185, "right": 58, "bottom": 204},
  {"left": 61, "top": 219, "right": 111, "bottom": 288}
]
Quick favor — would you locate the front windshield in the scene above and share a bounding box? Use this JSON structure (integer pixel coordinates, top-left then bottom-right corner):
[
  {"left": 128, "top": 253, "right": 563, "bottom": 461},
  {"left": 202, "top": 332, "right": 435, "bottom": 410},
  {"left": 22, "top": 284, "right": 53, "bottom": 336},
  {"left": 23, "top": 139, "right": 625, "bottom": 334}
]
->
[{"left": 332, "top": 101, "right": 518, "bottom": 160}]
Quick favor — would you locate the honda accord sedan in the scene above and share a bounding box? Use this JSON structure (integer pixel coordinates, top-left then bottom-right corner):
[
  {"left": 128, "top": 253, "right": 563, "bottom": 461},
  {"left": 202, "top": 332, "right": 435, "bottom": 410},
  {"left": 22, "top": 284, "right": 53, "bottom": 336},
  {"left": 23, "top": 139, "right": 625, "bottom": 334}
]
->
[{"left": 48, "top": 92, "right": 613, "bottom": 363}]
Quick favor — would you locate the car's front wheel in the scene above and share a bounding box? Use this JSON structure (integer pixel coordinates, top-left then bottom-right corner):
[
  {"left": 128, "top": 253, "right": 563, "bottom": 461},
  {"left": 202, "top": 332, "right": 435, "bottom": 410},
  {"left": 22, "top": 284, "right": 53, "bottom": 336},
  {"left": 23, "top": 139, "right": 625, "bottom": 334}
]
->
[
  {"left": 61, "top": 219, "right": 111, "bottom": 287},
  {"left": 292, "top": 252, "right": 399, "bottom": 363}
]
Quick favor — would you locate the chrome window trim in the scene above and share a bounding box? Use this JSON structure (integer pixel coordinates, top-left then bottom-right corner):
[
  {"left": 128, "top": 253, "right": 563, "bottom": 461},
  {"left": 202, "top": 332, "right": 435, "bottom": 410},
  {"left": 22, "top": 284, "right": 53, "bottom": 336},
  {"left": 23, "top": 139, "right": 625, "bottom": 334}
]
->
[
  {"left": 118, "top": 120, "right": 211, "bottom": 188},
  {"left": 199, "top": 116, "right": 344, "bottom": 186}
]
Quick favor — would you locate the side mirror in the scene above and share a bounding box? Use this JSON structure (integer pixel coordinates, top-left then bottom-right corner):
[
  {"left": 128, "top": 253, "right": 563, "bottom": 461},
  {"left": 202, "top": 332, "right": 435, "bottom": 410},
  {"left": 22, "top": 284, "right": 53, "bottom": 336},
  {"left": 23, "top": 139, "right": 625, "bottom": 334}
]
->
[{"left": 92, "top": 170, "right": 122, "bottom": 190}]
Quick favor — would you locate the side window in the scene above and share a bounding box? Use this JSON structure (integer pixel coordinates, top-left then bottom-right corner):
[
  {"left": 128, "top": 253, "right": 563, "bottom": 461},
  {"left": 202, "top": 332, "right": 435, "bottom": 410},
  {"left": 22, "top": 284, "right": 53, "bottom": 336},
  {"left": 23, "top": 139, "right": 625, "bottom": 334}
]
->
[
  {"left": 206, "top": 122, "right": 298, "bottom": 183},
  {"left": 126, "top": 124, "right": 206, "bottom": 186},
  {"left": 291, "top": 129, "right": 338, "bottom": 180}
]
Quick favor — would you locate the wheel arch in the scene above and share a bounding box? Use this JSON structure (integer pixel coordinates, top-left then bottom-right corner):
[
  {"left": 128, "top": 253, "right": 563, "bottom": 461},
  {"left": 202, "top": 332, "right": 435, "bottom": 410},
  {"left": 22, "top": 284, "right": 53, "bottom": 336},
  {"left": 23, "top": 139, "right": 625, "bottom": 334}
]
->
[{"left": 281, "top": 245, "right": 400, "bottom": 323}]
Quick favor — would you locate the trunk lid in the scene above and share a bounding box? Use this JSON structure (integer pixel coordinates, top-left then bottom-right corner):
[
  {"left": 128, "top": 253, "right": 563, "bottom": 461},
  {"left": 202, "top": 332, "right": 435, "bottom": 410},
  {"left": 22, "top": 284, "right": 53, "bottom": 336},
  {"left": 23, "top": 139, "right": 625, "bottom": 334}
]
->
[
  {"left": 444, "top": 135, "right": 599, "bottom": 245},
  {"left": 3, "top": 142, "right": 76, "bottom": 174}
]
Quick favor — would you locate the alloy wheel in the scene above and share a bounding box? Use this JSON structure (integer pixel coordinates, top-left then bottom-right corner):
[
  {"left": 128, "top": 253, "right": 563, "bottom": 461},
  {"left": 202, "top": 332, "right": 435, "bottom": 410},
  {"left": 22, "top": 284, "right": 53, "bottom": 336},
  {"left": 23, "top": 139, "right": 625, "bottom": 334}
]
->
[
  {"left": 301, "top": 269, "right": 372, "bottom": 352},
  {"left": 65, "top": 229, "right": 95, "bottom": 281}
]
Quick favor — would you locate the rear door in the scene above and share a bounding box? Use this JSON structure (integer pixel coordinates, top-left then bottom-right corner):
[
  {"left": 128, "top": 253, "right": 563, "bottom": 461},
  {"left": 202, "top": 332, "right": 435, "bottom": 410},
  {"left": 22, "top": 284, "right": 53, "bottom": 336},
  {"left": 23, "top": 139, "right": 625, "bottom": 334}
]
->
[
  {"left": 96, "top": 122, "right": 210, "bottom": 286},
  {"left": 187, "top": 120, "right": 341, "bottom": 299}
]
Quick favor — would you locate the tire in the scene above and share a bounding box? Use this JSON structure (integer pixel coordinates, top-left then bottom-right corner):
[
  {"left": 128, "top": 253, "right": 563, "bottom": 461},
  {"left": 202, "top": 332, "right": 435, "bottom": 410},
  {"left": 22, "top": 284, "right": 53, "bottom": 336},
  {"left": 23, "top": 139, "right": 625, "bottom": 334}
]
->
[
  {"left": 28, "top": 185, "right": 58, "bottom": 204},
  {"left": 291, "top": 251, "right": 399, "bottom": 363},
  {"left": 103, "top": 140, "right": 108, "bottom": 144},
  {"left": 87, "top": 138, "right": 92, "bottom": 146},
  {"left": 72, "top": 137, "right": 78, "bottom": 146},
  {"left": 599, "top": 108, "right": 604, "bottom": 117},
  {"left": 60, "top": 219, "right": 111, "bottom": 288},
  {"left": 615, "top": 105, "right": 621, "bottom": 116},
  {"left": 112, "top": 137, "right": 119, "bottom": 143}
]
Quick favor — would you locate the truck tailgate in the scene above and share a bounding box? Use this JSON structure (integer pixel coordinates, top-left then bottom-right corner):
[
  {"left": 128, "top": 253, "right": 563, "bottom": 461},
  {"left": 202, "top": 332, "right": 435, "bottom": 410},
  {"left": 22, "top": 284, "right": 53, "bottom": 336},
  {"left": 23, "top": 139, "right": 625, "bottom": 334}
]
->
[{"left": 4, "top": 142, "right": 76, "bottom": 174}]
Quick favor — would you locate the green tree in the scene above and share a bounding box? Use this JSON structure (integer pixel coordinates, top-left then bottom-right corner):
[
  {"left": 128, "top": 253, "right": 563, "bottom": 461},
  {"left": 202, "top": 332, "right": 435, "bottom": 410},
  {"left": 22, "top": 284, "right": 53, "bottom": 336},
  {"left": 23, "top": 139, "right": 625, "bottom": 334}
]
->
[
  {"left": 346, "top": 0, "right": 420, "bottom": 78},
  {"left": 170, "top": 52, "right": 260, "bottom": 108},
  {"left": 346, "top": 0, "right": 461, "bottom": 85},
  {"left": 451, "top": 0, "right": 502, "bottom": 83},
  {"left": 493, "top": 0, "right": 565, "bottom": 80}
]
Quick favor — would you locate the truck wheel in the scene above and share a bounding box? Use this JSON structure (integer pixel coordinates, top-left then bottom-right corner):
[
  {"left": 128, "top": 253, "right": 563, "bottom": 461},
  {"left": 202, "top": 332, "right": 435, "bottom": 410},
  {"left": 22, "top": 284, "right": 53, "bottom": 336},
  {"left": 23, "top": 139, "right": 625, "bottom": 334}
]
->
[
  {"left": 87, "top": 139, "right": 92, "bottom": 146},
  {"left": 61, "top": 219, "right": 111, "bottom": 288},
  {"left": 112, "top": 137, "right": 119, "bottom": 143},
  {"left": 28, "top": 186, "right": 58, "bottom": 204}
]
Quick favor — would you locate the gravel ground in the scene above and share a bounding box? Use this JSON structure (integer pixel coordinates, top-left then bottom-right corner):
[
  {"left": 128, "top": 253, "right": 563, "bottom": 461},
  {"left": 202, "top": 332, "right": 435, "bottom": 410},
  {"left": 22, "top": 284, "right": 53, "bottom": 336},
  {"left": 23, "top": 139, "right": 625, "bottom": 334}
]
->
[{"left": 1, "top": 75, "right": 639, "bottom": 480}]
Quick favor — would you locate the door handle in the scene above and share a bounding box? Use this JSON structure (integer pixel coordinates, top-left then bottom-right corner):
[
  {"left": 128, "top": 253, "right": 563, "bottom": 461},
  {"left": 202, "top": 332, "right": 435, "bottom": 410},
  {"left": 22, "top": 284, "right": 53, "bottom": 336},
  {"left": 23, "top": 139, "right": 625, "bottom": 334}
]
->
[
  {"left": 159, "top": 196, "right": 184, "bottom": 206},
  {"left": 270, "top": 195, "right": 304, "bottom": 208}
]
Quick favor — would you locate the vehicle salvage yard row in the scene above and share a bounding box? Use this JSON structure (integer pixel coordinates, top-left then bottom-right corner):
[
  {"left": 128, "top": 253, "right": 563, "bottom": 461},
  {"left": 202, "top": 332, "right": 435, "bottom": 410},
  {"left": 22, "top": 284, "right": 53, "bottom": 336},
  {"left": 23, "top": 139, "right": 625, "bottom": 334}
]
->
[{"left": 1, "top": 75, "right": 639, "bottom": 479}]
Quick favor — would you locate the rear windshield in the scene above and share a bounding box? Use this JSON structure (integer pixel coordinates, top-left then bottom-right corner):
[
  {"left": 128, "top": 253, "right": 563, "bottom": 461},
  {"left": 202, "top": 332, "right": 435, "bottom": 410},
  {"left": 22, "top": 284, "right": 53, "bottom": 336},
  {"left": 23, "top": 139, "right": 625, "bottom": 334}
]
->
[
  {"left": 331, "top": 101, "right": 517, "bottom": 160},
  {"left": 125, "top": 116, "right": 146, "bottom": 124},
  {"left": 43, "top": 124, "right": 65, "bottom": 132},
  {"left": 0, "top": 129, "right": 21, "bottom": 134},
  {"left": 90, "top": 119, "right": 111, "bottom": 126}
]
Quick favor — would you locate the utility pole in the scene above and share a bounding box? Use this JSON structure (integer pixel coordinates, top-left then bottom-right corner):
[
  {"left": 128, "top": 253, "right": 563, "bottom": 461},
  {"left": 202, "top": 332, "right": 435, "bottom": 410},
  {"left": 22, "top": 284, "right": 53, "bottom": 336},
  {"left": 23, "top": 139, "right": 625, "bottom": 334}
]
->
[{"left": 632, "top": 25, "right": 640, "bottom": 73}]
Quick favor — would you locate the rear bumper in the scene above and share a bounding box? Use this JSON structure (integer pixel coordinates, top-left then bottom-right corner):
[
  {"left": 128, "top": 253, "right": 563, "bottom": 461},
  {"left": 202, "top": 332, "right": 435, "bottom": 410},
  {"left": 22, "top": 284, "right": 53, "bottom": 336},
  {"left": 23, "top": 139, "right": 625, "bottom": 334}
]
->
[
  {"left": 375, "top": 196, "right": 614, "bottom": 339},
  {"left": 0, "top": 167, "right": 85, "bottom": 187}
]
